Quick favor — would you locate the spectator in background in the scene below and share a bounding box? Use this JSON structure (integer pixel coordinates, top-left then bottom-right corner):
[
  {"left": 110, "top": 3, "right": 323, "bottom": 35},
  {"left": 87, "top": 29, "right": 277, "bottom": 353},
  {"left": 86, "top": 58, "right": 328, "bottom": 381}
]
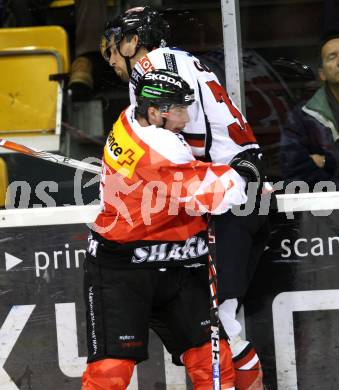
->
[
  {"left": 68, "top": 0, "right": 107, "bottom": 100},
  {"left": 280, "top": 33, "right": 339, "bottom": 190}
]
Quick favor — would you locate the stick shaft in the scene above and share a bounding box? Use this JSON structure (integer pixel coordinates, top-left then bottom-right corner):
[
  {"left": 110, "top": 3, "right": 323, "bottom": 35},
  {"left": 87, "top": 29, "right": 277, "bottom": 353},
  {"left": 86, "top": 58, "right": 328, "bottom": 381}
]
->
[
  {"left": 208, "top": 254, "right": 221, "bottom": 390},
  {"left": 0, "top": 139, "right": 101, "bottom": 174}
]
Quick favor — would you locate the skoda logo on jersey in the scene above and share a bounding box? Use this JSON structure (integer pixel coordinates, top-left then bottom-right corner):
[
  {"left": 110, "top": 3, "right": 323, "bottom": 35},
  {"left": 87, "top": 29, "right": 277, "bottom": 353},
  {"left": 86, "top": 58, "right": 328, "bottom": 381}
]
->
[{"left": 144, "top": 72, "right": 182, "bottom": 88}]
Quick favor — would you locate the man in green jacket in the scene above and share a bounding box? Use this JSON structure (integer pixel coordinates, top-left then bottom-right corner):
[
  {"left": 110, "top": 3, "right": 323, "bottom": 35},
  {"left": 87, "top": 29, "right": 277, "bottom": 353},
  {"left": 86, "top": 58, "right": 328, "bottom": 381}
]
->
[{"left": 281, "top": 34, "right": 339, "bottom": 189}]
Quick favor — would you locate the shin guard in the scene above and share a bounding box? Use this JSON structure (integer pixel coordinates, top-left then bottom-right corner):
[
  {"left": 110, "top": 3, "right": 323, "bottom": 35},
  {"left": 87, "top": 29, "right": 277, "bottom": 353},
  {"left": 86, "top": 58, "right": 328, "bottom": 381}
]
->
[
  {"left": 82, "top": 358, "right": 135, "bottom": 390},
  {"left": 233, "top": 344, "right": 263, "bottom": 390},
  {"left": 183, "top": 340, "right": 235, "bottom": 390}
]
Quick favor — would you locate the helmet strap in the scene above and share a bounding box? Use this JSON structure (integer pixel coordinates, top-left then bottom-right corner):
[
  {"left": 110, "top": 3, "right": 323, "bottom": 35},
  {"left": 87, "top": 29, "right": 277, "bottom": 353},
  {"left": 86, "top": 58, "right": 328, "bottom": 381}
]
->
[{"left": 124, "top": 56, "right": 133, "bottom": 78}]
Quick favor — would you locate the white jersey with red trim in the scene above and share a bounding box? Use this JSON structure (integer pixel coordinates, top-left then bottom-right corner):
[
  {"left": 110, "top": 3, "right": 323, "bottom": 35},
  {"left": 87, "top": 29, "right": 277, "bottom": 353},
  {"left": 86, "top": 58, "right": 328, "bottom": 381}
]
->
[
  {"left": 130, "top": 47, "right": 259, "bottom": 163},
  {"left": 94, "top": 105, "right": 247, "bottom": 245}
]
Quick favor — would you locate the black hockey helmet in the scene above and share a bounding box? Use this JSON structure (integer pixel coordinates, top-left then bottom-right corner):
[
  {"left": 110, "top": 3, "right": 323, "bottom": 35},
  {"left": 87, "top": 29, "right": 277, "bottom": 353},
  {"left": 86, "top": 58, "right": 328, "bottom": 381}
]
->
[
  {"left": 101, "top": 6, "right": 170, "bottom": 62},
  {"left": 135, "top": 69, "right": 195, "bottom": 118}
]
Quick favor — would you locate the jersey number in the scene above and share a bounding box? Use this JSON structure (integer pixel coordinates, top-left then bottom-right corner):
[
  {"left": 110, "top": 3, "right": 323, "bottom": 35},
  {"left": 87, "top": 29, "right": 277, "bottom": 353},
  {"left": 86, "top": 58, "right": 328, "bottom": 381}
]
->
[{"left": 206, "top": 80, "right": 256, "bottom": 145}]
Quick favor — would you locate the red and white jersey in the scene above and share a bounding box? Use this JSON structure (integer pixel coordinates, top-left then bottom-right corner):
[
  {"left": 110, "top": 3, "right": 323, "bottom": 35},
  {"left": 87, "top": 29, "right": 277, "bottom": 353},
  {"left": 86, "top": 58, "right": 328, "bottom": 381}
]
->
[
  {"left": 130, "top": 47, "right": 259, "bottom": 163},
  {"left": 94, "top": 105, "right": 247, "bottom": 246}
]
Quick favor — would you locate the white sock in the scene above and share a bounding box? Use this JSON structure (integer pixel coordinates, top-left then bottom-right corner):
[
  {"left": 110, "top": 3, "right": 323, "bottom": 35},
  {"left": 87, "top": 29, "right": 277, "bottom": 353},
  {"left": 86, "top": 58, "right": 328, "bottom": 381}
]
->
[{"left": 219, "top": 299, "right": 249, "bottom": 358}]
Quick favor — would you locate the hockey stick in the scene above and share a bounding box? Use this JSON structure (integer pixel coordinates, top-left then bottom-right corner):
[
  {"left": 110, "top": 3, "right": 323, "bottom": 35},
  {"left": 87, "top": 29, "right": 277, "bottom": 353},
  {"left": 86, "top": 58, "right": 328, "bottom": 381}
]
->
[
  {"left": 208, "top": 253, "right": 221, "bottom": 390},
  {"left": 0, "top": 139, "right": 101, "bottom": 174},
  {"left": 62, "top": 121, "right": 104, "bottom": 146}
]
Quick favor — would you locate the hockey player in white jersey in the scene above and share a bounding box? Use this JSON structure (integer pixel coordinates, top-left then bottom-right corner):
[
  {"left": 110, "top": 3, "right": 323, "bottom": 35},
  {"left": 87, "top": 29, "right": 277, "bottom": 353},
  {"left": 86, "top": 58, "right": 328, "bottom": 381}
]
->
[{"left": 100, "top": 6, "right": 269, "bottom": 389}]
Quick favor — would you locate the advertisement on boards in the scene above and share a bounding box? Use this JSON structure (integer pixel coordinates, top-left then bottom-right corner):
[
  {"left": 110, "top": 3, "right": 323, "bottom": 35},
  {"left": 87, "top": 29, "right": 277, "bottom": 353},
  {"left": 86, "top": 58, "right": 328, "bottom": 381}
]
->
[
  {"left": 245, "top": 209, "right": 339, "bottom": 390},
  {"left": 0, "top": 224, "right": 191, "bottom": 389},
  {"left": 1, "top": 210, "right": 339, "bottom": 389}
]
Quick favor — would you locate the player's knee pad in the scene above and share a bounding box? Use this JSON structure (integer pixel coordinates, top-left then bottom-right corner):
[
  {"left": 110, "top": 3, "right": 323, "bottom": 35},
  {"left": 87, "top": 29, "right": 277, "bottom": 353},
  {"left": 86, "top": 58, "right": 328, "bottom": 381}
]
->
[
  {"left": 183, "top": 340, "right": 235, "bottom": 390},
  {"left": 82, "top": 358, "right": 135, "bottom": 390},
  {"left": 233, "top": 343, "right": 263, "bottom": 390}
]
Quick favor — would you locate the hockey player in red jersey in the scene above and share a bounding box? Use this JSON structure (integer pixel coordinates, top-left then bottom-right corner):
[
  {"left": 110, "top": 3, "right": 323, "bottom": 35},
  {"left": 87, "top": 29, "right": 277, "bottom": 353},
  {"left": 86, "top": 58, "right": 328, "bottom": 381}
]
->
[
  {"left": 82, "top": 69, "right": 267, "bottom": 390},
  {"left": 100, "top": 6, "right": 269, "bottom": 389}
]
